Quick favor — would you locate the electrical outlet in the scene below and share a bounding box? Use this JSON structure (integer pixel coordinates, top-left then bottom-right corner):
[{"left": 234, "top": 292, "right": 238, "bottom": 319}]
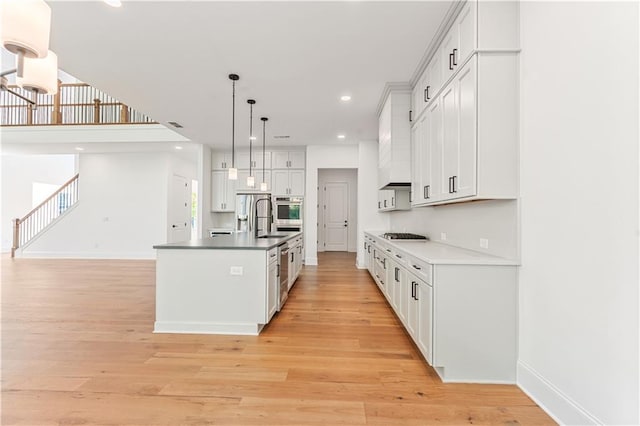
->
[
  {"left": 230, "top": 266, "right": 243, "bottom": 276},
  {"left": 440, "top": 232, "right": 447, "bottom": 241},
  {"left": 480, "top": 238, "right": 489, "bottom": 249}
]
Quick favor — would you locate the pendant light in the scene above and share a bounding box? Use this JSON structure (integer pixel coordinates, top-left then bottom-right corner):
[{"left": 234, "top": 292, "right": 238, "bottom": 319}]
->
[
  {"left": 260, "top": 117, "right": 269, "bottom": 191},
  {"left": 246, "top": 99, "right": 256, "bottom": 188},
  {"left": 228, "top": 74, "right": 239, "bottom": 180}
]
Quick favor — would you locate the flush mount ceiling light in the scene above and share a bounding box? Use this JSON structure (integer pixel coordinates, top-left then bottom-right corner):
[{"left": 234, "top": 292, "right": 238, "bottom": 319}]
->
[
  {"left": 247, "top": 99, "right": 256, "bottom": 188},
  {"left": 340, "top": 95, "right": 352, "bottom": 102},
  {"left": 337, "top": 134, "right": 346, "bottom": 139},
  {"left": 175, "top": 146, "right": 183, "bottom": 150},
  {"left": 0, "top": 0, "right": 58, "bottom": 105},
  {"left": 75, "top": 147, "right": 84, "bottom": 151},
  {"left": 103, "top": 0, "right": 122, "bottom": 7},
  {"left": 260, "top": 117, "right": 268, "bottom": 191},
  {"left": 227, "top": 74, "right": 239, "bottom": 180}
]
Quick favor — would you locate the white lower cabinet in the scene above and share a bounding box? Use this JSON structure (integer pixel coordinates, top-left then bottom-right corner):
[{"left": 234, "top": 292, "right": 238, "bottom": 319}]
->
[
  {"left": 267, "top": 248, "right": 279, "bottom": 322},
  {"left": 364, "top": 232, "right": 517, "bottom": 383}
]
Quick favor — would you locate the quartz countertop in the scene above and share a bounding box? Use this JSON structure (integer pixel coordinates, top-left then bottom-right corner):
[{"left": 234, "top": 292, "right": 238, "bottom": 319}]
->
[
  {"left": 365, "top": 231, "right": 519, "bottom": 266},
  {"left": 154, "top": 231, "right": 302, "bottom": 250}
]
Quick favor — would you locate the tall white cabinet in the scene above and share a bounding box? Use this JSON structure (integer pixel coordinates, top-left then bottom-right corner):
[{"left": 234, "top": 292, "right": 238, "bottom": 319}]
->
[{"left": 409, "top": 0, "right": 519, "bottom": 207}]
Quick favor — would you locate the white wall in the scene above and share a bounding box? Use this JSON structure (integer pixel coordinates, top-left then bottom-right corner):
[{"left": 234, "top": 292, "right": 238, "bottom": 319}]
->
[
  {"left": 318, "top": 168, "right": 358, "bottom": 252},
  {"left": 356, "top": 140, "right": 390, "bottom": 267},
  {"left": 22, "top": 152, "right": 191, "bottom": 259},
  {"left": 389, "top": 200, "right": 519, "bottom": 259},
  {"left": 1, "top": 154, "right": 77, "bottom": 252},
  {"left": 518, "top": 2, "right": 639, "bottom": 424}
]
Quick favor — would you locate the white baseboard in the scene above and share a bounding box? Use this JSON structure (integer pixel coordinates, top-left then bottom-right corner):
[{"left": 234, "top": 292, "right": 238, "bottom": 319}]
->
[
  {"left": 305, "top": 257, "right": 318, "bottom": 266},
  {"left": 154, "top": 321, "right": 262, "bottom": 336},
  {"left": 517, "top": 361, "right": 601, "bottom": 425},
  {"left": 19, "top": 251, "right": 156, "bottom": 260}
]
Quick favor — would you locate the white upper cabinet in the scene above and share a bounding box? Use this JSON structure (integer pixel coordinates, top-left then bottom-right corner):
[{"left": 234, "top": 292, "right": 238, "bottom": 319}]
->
[
  {"left": 378, "top": 90, "right": 412, "bottom": 189},
  {"left": 211, "top": 171, "right": 236, "bottom": 212},
  {"left": 273, "top": 151, "right": 305, "bottom": 169},
  {"left": 211, "top": 151, "right": 232, "bottom": 170},
  {"left": 442, "top": 0, "right": 476, "bottom": 83},
  {"left": 408, "top": 0, "right": 518, "bottom": 206},
  {"left": 273, "top": 169, "right": 305, "bottom": 196}
]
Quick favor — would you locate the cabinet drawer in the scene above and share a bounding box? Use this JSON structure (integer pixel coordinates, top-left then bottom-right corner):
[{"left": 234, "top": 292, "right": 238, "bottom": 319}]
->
[{"left": 406, "top": 256, "right": 433, "bottom": 284}]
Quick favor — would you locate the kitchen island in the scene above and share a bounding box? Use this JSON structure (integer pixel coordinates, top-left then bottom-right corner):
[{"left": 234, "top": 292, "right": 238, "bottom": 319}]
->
[{"left": 153, "top": 231, "right": 301, "bottom": 335}]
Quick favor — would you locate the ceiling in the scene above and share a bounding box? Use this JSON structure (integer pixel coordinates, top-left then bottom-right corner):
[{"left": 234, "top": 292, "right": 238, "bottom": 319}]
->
[{"left": 23, "top": 1, "right": 453, "bottom": 150}]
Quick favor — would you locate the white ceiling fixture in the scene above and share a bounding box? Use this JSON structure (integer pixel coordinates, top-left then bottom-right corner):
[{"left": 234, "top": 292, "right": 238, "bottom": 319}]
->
[
  {"left": 337, "top": 134, "right": 346, "bottom": 139},
  {"left": 103, "top": 0, "right": 122, "bottom": 8},
  {"left": 75, "top": 147, "right": 84, "bottom": 151},
  {"left": 175, "top": 146, "right": 183, "bottom": 150},
  {"left": 0, "top": 0, "right": 58, "bottom": 105},
  {"left": 340, "top": 95, "right": 351, "bottom": 102}
]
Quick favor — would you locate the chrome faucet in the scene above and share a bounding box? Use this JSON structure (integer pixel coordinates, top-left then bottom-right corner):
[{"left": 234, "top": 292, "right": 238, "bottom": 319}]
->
[{"left": 254, "top": 197, "right": 273, "bottom": 237}]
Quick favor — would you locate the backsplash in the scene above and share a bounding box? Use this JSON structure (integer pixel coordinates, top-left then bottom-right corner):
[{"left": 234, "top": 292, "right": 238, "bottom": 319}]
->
[{"left": 389, "top": 199, "right": 519, "bottom": 259}]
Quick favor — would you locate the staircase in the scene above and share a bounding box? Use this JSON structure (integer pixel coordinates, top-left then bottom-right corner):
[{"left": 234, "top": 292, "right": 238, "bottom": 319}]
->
[
  {"left": 1, "top": 82, "right": 155, "bottom": 126},
  {"left": 11, "top": 174, "right": 79, "bottom": 258}
]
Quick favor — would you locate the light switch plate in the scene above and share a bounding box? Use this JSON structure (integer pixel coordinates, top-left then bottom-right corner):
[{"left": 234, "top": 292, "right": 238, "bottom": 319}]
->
[
  {"left": 480, "top": 238, "right": 489, "bottom": 249},
  {"left": 230, "top": 266, "right": 243, "bottom": 276},
  {"left": 440, "top": 232, "right": 447, "bottom": 241}
]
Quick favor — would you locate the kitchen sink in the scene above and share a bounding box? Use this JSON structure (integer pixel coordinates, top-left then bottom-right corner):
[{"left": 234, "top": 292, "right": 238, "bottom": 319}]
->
[{"left": 257, "top": 234, "right": 286, "bottom": 239}]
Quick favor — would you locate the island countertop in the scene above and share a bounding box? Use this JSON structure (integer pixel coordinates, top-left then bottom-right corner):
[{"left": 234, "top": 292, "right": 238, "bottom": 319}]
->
[{"left": 153, "top": 231, "right": 302, "bottom": 250}]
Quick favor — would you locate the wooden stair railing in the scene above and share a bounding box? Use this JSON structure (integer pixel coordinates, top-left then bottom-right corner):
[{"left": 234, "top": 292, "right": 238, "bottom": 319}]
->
[
  {"left": 1, "top": 82, "right": 156, "bottom": 126},
  {"left": 11, "top": 174, "right": 80, "bottom": 258}
]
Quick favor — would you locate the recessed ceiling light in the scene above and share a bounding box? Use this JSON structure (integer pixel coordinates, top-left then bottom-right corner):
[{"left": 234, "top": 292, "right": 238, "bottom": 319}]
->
[
  {"left": 274, "top": 135, "right": 290, "bottom": 139},
  {"left": 337, "top": 134, "right": 346, "bottom": 139},
  {"left": 340, "top": 95, "right": 351, "bottom": 102},
  {"left": 75, "top": 147, "right": 84, "bottom": 151},
  {"left": 104, "top": 0, "right": 122, "bottom": 7},
  {"left": 249, "top": 136, "right": 257, "bottom": 140},
  {"left": 175, "top": 146, "right": 183, "bottom": 150}
]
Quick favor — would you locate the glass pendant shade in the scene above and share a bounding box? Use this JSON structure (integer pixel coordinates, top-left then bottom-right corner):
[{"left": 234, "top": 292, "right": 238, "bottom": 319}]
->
[
  {"left": 247, "top": 175, "right": 255, "bottom": 188},
  {"left": 16, "top": 50, "right": 58, "bottom": 94},
  {"left": 228, "top": 167, "right": 238, "bottom": 180},
  {"left": 1, "top": 0, "right": 51, "bottom": 59},
  {"left": 260, "top": 182, "right": 268, "bottom": 191}
]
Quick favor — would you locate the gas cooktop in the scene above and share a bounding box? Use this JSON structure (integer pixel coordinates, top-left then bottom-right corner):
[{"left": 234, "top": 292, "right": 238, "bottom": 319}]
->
[{"left": 381, "top": 232, "right": 429, "bottom": 240}]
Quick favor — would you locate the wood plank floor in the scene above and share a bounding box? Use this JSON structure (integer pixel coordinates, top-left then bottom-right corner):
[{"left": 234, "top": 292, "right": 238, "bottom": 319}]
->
[{"left": 1, "top": 252, "right": 555, "bottom": 425}]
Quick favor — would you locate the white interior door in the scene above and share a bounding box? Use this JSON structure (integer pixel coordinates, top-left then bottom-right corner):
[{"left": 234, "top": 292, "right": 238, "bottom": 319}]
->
[
  {"left": 323, "top": 182, "right": 348, "bottom": 251},
  {"left": 169, "top": 174, "right": 191, "bottom": 243}
]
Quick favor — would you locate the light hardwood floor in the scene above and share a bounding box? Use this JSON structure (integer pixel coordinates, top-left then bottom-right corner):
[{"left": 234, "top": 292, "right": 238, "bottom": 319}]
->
[{"left": 1, "top": 252, "right": 554, "bottom": 425}]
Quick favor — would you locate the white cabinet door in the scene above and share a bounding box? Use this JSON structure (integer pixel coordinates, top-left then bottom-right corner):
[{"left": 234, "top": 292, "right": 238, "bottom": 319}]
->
[
  {"left": 236, "top": 170, "right": 251, "bottom": 191},
  {"left": 455, "top": 57, "right": 477, "bottom": 198},
  {"left": 267, "top": 255, "right": 279, "bottom": 322},
  {"left": 235, "top": 151, "right": 251, "bottom": 171},
  {"left": 212, "top": 152, "right": 230, "bottom": 170},
  {"left": 272, "top": 152, "right": 289, "bottom": 169},
  {"left": 273, "top": 169, "right": 290, "bottom": 196},
  {"left": 426, "top": 52, "right": 442, "bottom": 103},
  {"left": 424, "top": 98, "right": 444, "bottom": 203},
  {"left": 289, "top": 170, "right": 305, "bottom": 196},
  {"left": 255, "top": 170, "right": 272, "bottom": 192},
  {"left": 456, "top": 0, "right": 476, "bottom": 66},
  {"left": 410, "top": 121, "right": 422, "bottom": 207},
  {"left": 441, "top": 26, "right": 459, "bottom": 83},
  {"left": 407, "top": 278, "right": 419, "bottom": 341},
  {"left": 441, "top": 81, "right": 458, "bottom": 199},
  {"left": 288, "top": 151, "right": 305, "bottom": 169},
  {"left": 212, "top": 171, "right": 236, "bottom": 212},
  {"left": 417, "top": 279, "right": 433, "bottom": 365},
  {"left": 252, "top": 151, "right": 271, "bottom": 170}
]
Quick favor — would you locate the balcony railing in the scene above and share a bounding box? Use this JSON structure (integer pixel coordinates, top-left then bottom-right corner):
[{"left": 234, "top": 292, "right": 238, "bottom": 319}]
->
[{"left": 0, "top": 82, "right": 156, "bottom": 126}]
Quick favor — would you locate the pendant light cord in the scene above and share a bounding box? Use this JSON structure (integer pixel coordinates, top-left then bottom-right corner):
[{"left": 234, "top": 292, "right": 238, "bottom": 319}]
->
[
  {"left": 262, "top": 119, "right": 266, "bottom": 182},
  {"left": 231, "top": 79, "right": 236, "bottom": 168},
  {"left": 249, "top": 102, "right": 253, "bottom": 177}
]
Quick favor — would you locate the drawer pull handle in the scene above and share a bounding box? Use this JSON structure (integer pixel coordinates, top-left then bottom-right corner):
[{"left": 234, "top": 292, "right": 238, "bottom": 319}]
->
[{"left": 412, "top": 264, "right": 421, "bottom": 270}]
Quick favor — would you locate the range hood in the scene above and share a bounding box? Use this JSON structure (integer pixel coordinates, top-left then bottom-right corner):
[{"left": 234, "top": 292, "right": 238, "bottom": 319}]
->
[{"left": 379, "top": 182, "right": 411, "bottom": 190}]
